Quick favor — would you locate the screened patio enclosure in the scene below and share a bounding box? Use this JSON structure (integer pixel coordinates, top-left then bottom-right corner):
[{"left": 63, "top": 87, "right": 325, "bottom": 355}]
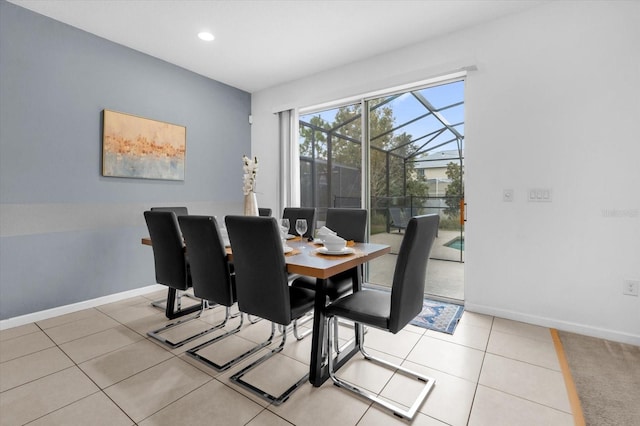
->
[{"left": 299, "top": 80, "right": 465, "bottom": 301}]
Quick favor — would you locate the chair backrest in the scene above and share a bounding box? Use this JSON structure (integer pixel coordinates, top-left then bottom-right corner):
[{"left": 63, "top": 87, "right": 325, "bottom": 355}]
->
[
  {"left": 150, "top": 206, "right": 189, "bottom": 216},
  {"left": 282, "top": 207, "right": 316, "bottom": 238},
  {"left": 389, "top": 214, "right": 440, "bottom": 333},
  {"left": 225, "top": 216, "right": 292, "bottom": 325},
  {"left": 326, "top": 208, "right": 367, "bottom": 242},
  {"left": 144, "top": 210, "right": 189, "bottom": 290},
  {"left": 258, "top": 207, "right": 272, "bottom": 217},
  {"left": 388, "top": 207, "right": 408, "bottom": 228},
  {"left": 178, "top": 216, "right": 235, "bottom": 307}
]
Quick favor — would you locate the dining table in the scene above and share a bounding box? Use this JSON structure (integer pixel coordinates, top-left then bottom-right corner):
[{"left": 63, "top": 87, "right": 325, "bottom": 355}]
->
[{"left": 141, "top": 234, "right": 390, "bottom": 387}]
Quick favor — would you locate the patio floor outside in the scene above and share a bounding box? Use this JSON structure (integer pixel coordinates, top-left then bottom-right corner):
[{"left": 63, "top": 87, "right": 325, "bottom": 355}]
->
[{"left": 368, "top": 230, "right": 464, "bottom": 302}]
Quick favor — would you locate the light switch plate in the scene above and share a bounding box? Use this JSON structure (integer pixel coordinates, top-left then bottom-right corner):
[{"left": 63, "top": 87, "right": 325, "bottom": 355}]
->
[
  {"left": 503, "top": 189, "right": 514, "bottom": 202},
  {"left": 528, "top": 188, "right": 552, "bottom": 202}
]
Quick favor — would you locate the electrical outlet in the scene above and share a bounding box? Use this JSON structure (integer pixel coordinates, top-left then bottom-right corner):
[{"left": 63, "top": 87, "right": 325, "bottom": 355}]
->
[
  {"left": 503, "top": 189, "right": 514, "bottom": 202},
  {"left": 623, "top": 280, "right": 639, "bottom": 296}
]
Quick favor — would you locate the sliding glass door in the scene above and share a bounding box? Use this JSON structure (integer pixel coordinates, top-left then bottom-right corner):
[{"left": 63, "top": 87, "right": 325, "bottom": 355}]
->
[
  {"left": 299, "top": 102, "right": 362, "bottom": 224},
  {"left": 298, "top": 79, "right": 465, "bottom": 301}
]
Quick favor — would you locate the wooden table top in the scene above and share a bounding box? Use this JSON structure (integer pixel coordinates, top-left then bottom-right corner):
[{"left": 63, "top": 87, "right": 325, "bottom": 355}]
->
[{"left": 141, "top": 237, "right": 389, "bottom": 280}]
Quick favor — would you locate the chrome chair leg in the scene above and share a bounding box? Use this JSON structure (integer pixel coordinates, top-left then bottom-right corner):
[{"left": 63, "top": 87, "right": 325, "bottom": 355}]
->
[
  {"left": 326, "top": 316, "right": 435, "bottom": 420},
  {"left": 187, "top": 312, "right": 272, "bottom": 371},
  {"left": 292, "top": 311, "right": 313, "bottom": 340},
  {"left": 148, "top": 302, "right": 226, "bottom": 349},
  {"left": 230, "top": 322, "right": 309, "bottom": 405}
]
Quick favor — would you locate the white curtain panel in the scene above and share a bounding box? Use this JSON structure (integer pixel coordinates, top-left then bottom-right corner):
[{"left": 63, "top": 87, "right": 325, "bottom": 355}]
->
[{"left": 278, "top": 109, "right": 299, "bottom": 213}]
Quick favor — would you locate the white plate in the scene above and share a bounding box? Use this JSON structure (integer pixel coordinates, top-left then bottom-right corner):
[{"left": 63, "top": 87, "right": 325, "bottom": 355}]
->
[
  {"left": 316, "top": 247, "right": 355, "bottom": 256},
  {"left": 284, "top": 246, "right": 294, "bottom": 254},
  {"left": 286, "top": 234, "right": 296, "bottom": 240}
]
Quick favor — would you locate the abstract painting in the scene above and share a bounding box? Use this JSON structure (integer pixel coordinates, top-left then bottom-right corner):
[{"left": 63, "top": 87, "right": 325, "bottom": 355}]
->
[{"left": 102, "top": 109, "right": 186, "bottom": 180}]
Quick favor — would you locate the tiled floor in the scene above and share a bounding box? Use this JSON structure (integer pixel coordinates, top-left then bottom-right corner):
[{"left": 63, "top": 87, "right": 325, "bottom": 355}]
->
[{"left": 0, "top": 291, "right": 574, "bottom": 425}]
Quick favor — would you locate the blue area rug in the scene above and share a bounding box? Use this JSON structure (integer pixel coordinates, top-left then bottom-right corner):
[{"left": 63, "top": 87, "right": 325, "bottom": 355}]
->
[{"left": 410, "top": 298, "right": 464, "bottom": 334}]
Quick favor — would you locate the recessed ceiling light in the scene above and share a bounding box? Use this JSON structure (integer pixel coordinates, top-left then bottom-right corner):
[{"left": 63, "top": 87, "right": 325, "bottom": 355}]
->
[{"left": 198, "top": 32, "right": 215, "bottom": 41}]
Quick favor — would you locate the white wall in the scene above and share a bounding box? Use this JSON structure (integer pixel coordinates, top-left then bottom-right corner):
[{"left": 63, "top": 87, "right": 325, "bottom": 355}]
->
[{"left": 252, "top": 1, "right": 640, "bottom": 345}]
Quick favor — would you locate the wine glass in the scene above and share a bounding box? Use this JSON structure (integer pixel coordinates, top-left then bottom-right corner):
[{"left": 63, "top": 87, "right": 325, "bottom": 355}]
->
[
  {"left": 280, "top": 218, "right": 290, "bottom": 249},
  {"left": 295, "top": 219, "right": 307, "bottom": 240},
  {"left": 280, "top": 218, "right": 290, "bottom": 237}
]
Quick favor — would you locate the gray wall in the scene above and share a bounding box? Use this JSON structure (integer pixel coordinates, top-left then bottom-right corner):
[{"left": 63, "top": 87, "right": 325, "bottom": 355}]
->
[{"left": 0, "top": 1, "right": 251, "bottom": 320}]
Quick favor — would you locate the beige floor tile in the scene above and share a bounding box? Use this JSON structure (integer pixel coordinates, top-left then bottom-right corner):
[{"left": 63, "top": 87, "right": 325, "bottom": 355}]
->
[
  {"left": 236, "top": 318, "right": 279, "bottom": 344},
  {"left": 479, "top": 353, "right": 570, "bottom": 413},
  {"left": 468, "top": 385, "right": 573, "bottom": 426},
  {"left": 59, "top": 324, "right": 143, "bottom": 364},
  {"left": 96, "top": 296, "right": 152, "bottom": 314},
  {"left": 233, "top": 351, "right": 309, "bottom": 401},
  {"left": 27, "top": 391, "right": 133, "bottom": 426},
  {"left": 186, "top": 332, "right": 268, "bottom": 374},
  {"left": 358, "top": 404, "right": 448, "bottom": 425},
  {"left": 487, "top": 329, "right": 560, "bottom": 370},
  {"left": 269, "top": 379, "right": 370, "bottom": 426},
  {"left": 141, "top": 289, "right": 168, "bottom": 302},
  {"left": 102, "top": 301, "right": 165, "bottom": 325},
  {"left": 280, "top": 331, "right": 313, "bottom": 364},
  {"left": 149, "top": 317, "right": 223, "bottom": 354},
  {"left": 363, "top": 327, "right": 421, "bottom": 359},
  {"left": 426, "top": 321, "right": 491, "bottom": 351},
  {"left": 0, "top": 367, "right": 98, "bottom": 426},
  {"left": 212, "top": 346, "right": 282, "bottom": 407},
  {"left": 42, "top": 310, "right": 120, "bottom": 344},
  {"left": 406, "top": 335, "right": 484, "bottom": 382},
  {"left": 79, "top": 339, "right": 173, "bottom": 388},
  {"left": 0, "top": 322, "right": 40, "bottom": 341},
  {"left": 104, "top": 357, "right": 211, "bottom": 423},
  {"left": 491, "top": 318, "right": 552, "bottom": 342},
  {"left": 245, "top": 409, "right": 292, "bottom": 426},
  {"left": 197, "top": 304, "right": 235, "bottom": 325},
  {"left": 0, "top": 330, "right": 55, "bottom": 362},
  {"left": 139, "top": 379, "right": 263, "bottom": 425},
  {"left": 36, "top": 308, "right": 98, "bottom": 330},
  {"left": 0, "top": 346, "right": 73, "bottom": 392},
  {"left": 119, "top": 310, "right": 170, "bottom": 337},
  {"left": 379, "top": 360, "right": 475, "bottom": 426},
  {"left": 458, "top": 311, "right": 493, "bottom": 329},
  {"left": 329, "top": 349, "right": 400, "bottom": 396},
  {"left": 404, "top": 323, "right": 429, "bottom": 336}
]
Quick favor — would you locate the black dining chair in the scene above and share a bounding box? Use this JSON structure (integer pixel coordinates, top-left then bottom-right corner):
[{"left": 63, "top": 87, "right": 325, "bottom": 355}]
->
[
  {"left": 293, "top": 208, "right": 367, "bottom": 299},
  {"left": 291, "top": 208, "right": 367, "bottom": 344},
  {"left": 148, "top": 206, "right": 193, "bottom": 310},
  {"left": 143, "top": 211, "right": 208, "bottom": 347},
  {"left": 150, "top": 206, "right": 189, "bottom": 217},
  {"left": 177, "top": 215, "right": 268, "bottom": 370},
  {"left": 282, "top": 207, "right": 316, "bottom": 239},
  {"left": 225, "top": 215, "right": 316, "bottom": 405},
  {"left": 324, "top": 214, "right": 440, "bottom": 420},
  {"left": 258, "top": 207, "right": 272, "bottom": 217}
]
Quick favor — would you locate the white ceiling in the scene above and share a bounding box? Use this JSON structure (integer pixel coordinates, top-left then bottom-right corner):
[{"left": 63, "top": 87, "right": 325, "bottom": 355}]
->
[{"left": 9, "top": 0, "right": 545, "bottom": 93}]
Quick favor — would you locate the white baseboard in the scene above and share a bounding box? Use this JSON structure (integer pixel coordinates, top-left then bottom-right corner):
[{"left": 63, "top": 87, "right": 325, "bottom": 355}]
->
[
  {"left": 0, "top": 284, "right": 165, "bottom": 331},
  {"left": 465, "top": 302, "right": 640, "bottom": 346}
]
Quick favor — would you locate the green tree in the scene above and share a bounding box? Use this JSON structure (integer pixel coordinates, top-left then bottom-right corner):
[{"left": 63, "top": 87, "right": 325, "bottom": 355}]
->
[
  {"left": 299, "top": 98, "right": 428, "bottom": 205},
  {"left": 444, "top": 162, "right": 463, "bottom": 217},
  {"left": 299, "top": 115, "right": 330, "bottom": 160}
]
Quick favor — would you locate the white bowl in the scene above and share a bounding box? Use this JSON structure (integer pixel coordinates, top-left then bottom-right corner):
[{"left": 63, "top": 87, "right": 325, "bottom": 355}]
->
[{"left": 324, "top": 241, "right": 346, "bottom": 251}]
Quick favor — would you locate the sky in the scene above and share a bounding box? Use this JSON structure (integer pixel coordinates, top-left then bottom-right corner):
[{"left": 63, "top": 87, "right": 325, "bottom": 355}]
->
[{"left": 299, "top": 80, "right": 465, "bottom": 158}]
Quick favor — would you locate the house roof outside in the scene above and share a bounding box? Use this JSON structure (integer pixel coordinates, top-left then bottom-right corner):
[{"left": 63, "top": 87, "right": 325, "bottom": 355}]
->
[{"left": 414, "top": 149, "right": 463, "bottom": 170}]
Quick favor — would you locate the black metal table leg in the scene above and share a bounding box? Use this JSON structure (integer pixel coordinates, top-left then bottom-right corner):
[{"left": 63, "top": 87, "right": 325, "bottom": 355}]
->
[
  {"left": 309, "top": 278, "right": 328, "bottom": 386},
  {"left": 309, "top": 267, "right": 364, "bottom": 387},
  {"left": 165, "top": 288, "right": 201, "bottom": 320}
]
